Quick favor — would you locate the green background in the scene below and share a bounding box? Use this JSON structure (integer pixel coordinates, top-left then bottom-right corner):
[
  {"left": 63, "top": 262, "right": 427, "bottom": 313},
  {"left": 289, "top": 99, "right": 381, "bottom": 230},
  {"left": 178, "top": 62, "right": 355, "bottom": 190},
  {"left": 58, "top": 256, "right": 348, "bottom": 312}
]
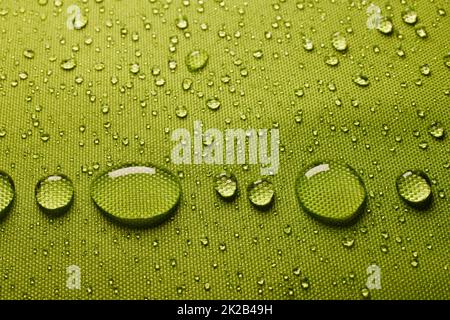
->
[{"left": 0, "top": 0, "right": 448, "bottom": 300}]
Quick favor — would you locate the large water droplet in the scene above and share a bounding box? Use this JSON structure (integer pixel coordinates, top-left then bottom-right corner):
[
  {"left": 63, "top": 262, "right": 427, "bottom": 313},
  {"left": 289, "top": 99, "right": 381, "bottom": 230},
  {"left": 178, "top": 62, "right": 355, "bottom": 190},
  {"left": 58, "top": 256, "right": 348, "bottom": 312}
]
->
[
  {"left": 185, "top": 50, "right": 209, "bottom": 72},
  {"left": 214, "top": 172, "right": 237, "bottom": 200},
  {"left": 396, "top": 170, "right": 432, "bottom": 207},
  {"left": 248, "top": 179, "right": 274, "bottom": 208},
  {"left": 35, "top": 175, "right": 74, "bottom": 213},
  {"left": 0, "top": 171, "right": 14, "bottom": 218},
  {"left": 296, "top": 161, "right": 367, "bottom": 225},
  {"left": 90, "top": 164, "right": 181, "bottom": 227}
]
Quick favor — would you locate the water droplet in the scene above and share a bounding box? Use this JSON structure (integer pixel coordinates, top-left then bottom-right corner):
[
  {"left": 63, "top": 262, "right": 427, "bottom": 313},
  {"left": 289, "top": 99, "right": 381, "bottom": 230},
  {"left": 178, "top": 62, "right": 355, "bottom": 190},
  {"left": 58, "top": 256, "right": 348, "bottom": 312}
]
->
[
  {"left": 428, "top": 122, "right": 445, "bottom": 139},
  {"left": 248, "top": 179, "right": 274, "bottom": 209},
  {"left": 0, "top": 171, "right": 14, "bottom": 218},
  {"left": 214, "top": 172, "right": 238, "bottom": 200},
  {"left": 377, "top": 19, "right": 393, "bottom": 34},
  {"left": 402, "top": 9, "right": 418, "bottom": 25},
  {"left": 175, "top": 105, "right": 188, "bottom": 118},
  {"left": 396, "top": 170, "right": 432, "bottom": 207},
  {"left": 420, "top": 64, "right": 431, "bottom": 76},
  {"left": 60, "top": 58, "right": 77, "bottom": 70},
  {"left": 415, "top": 26, "right": 428, "bottom": 38},
  {"left": 130, "top": 63, "right": 140, "bottom": 74},
  {"left": 324, "top": 55, "right": 339, "bottom": 66},
  {"left": 23, "top": 49, "right": 35, "bottom": 59},
  {"left": 342, "top": 236, "right": 355, "bottom": 248},
  {"left": 296, "top": 161, "right": 367, "bottom": 225},
  {"left": 303, "top": 38, "right": 314, "bottom": 51},
  {"left": 35, "top": 175, "right": 74, "bottom": 213},
  {"left": 90, "top": 164, "right": 181, "bottom": 227},
  {"left": 353, "top": 74, "right": 370, "bottom": 87},
  {"left": 182, "top": 78, "right": 193, "bottom": 90},
  {"left": 361, "top": 288, "right": 371, "bottom": 299},
  {"left": 206, "top": 98, "right": 221, "bottom": 111},
  {"left": 185, "top": 50, "right": 209, "bottom": 72},
  {"left": 300, "top": 277, "right": 310, "bottom": 290},
  {"left": 332, "top": 32, "right": 347, "bottom": 52},
  {"left": 176, "top": 15, "right": 188, "bottom": 30}
]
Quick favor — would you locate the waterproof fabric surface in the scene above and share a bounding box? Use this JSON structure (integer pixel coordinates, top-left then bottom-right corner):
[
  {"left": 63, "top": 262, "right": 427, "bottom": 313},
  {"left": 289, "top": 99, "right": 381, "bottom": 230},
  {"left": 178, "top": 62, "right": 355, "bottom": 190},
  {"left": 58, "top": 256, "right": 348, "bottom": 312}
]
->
[{"left": 0, "top": 0, "right": 448, "bottom": 300}]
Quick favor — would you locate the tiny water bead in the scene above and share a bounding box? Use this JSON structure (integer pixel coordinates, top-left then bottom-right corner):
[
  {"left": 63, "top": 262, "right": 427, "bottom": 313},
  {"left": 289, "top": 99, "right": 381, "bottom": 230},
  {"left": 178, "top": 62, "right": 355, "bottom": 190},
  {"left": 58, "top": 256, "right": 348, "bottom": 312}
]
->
[
  {"left": 90, "top": 164, "right": 181, "bottom": 227},
  {"left": 214, "top": 172, "right": 238, "bottom": 200},
  {"left": 0, "top": 171, "right": 15, "bottom": 218},
  {"left": 35, "top": 175, "right": 74, "bottom": 213},
  {"left": 396, "top": 170, "right": 432, "bottom": 207},
  {"left": 296, "top": 161, "right": 367, "bottom": 225},
  {"left": 248, "top": 179, "right": 274, "bottom": 208},
  {"left": 185, "top": 49, "right": 209, "bottom": 72}
]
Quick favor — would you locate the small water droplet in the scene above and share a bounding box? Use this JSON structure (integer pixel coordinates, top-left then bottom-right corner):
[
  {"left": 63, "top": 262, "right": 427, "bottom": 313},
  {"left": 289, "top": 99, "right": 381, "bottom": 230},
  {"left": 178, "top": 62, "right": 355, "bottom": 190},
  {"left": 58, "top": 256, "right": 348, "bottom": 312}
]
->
[
  {"left": 176, "top": 15, "right": 189, "bottom": 30},
  {"left": 428, "top": 122, "right": 445, "bottom": 139},
  {"left": 248, "top": 179, "right": 274, "bottom": 209},
  {"left": 324, "top": 55, "right": 339, "bottom": 66},
  {"left": 402, "top": 9, "right": 418, "bottom": 25},
  {"left": 90, "top": 164, "right": 181, "bottom": 227},
  {"left": 332, "top": 32, "right": 347, "bottom": 52},
  {"left": 353, "top": 74, "right": 370, "bottom": 87},
  {"left": 214, "top": 172, "right": 238, "bottom": 200},
  {"left": 35, "top": 175, "right": 74, "bottom": 213},
  {"left": 396, "top": 170, "right": 432, "bottom": 207},
  {"left": 420, "top": 64, "right": 431, "bottom": 76},
  {"left": 23, "top": 49, "right": 35, "bottom": 59},
  {"left": 377, "top": 19, "right": 393, "bottom": 34},
  {"left": 296, "top": 161, "right": 366, "bottom": 225},
  {"left": 175, "top": 105, "right": 188, "bottom": 118},
  {"left": 185, "top": 50, "right": 209, "bottom": 72},
  {"left": 342, "top": 236, "right": 355, "bottom": 248},
  {"left": 0, "top": 171, "right": 14, "bottom": 218},
  {"left": 206, "top": 98, "right": 221, "bottom": 111},
  {"left": 60, "top": 58, "right": 77, "bottom": 70}
]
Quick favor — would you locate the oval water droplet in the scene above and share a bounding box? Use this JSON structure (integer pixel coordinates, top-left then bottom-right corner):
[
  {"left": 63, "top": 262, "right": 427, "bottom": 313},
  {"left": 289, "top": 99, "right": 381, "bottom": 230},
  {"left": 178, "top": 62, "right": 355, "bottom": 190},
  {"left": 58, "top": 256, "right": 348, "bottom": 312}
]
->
[
  {"left": 185, "top": 49, "right": 209, "bottom": 72},
  {"left": 396, "top": 170, "right": 432, "bottom": 208},
  {"left": 296, "top": 161, "right": 367, "bottom": 225},
  {"left": 35, "top": 175, "right": 74, "bottom": 213},
  {"left": 90, "top": 164, "right": 181, "bottom": 227},
  {"left": 60, "top": 58, "right": 77, "bottom": 70},
  {"left": 0, "top": 171, "right": 14, "bottom": 218},
  {"left": 248, "top": 179, "right": 274, "bottom": 209},
  {"left": 206, "top": 98, "right": 221, "bottom": 111},
  {"left": 214, "top": 172, "right": 237, "bottom": 200}
]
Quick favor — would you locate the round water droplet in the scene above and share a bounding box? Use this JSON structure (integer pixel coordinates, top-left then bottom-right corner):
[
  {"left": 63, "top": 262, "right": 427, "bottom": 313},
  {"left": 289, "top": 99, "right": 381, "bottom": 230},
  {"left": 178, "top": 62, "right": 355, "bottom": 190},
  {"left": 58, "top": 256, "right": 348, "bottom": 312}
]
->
[
  {"left": 214, "top": 172, "right": 237, "bottom": 200},
  {"left": 332, "top": 32, "right": 347, "bottom": 52},
  {"left": 296, "top": 161, "right": 367, "bottom": 225},
  {"left": 90, "top": 164, "right": 181, "bottom": 227},
  {"left": 420, "top": 64, "right": 431, "bottom": 76},
  {"left": 396, "top": 170, "right": 432, "bottom": 207},
  {"left": 60, "top": 58, "right": 77, "bottom": 70},
  {"left": 35, "top": 175, "right": 74, "bottom": 213},
  {"left": 175, "top": 105, "right": 188, "bottom": 118},
  {"left": 248, "top": 179, "right": 274, "bottom": 208},
  {"left": 185, "top": 49, "right": 209, "bottom": 72},
  {"left": 206, "top": 98, "right": 221, "bottom": 110},
  {"left": 176, "top": 15, "right": 188, "bottom": 30},
  {"left": 0, "top": 171, "right": 14, "bottom": 218},
  {"left": 377, "top": 19, "right": 393, "bottom": 34}
]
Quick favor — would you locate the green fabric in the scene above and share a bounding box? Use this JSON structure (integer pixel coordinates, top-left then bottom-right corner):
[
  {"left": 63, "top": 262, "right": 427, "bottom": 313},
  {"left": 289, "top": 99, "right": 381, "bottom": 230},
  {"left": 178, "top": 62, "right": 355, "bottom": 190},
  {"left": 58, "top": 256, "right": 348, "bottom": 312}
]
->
[{"left": 0, "top": 0, "right": 448, "bottom": 300}]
